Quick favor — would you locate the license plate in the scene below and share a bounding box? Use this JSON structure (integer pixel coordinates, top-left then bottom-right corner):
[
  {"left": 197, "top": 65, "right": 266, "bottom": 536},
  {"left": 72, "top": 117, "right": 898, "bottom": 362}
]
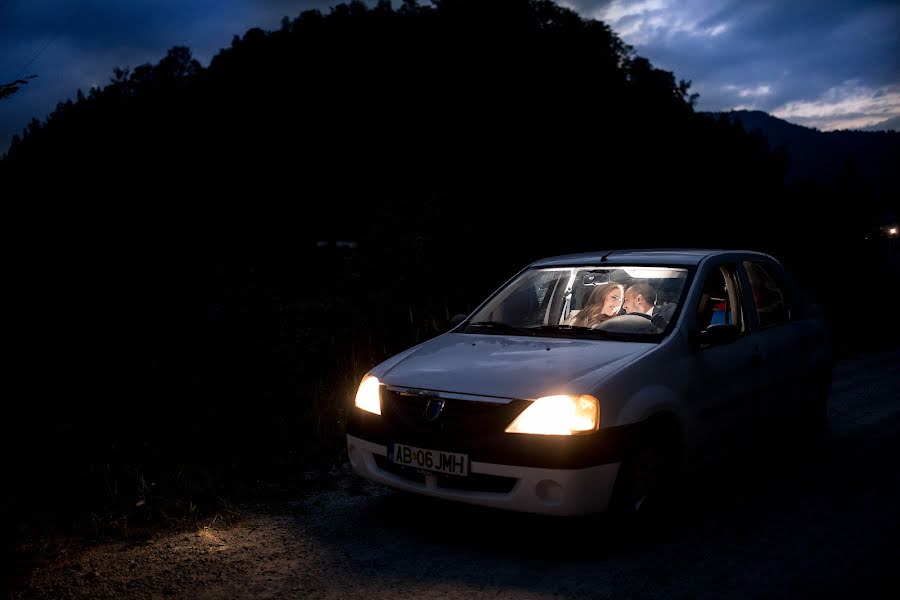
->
[{"left": 389, "top": 443, "right": 468, "bottom": 476}]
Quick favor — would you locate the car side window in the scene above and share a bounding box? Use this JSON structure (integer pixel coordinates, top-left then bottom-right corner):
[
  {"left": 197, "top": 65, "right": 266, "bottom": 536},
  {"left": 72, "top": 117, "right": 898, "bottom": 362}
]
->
[
  {"left": 743, "top": 261, "right": 790, "bottom": 328},
  {"left": 696, "top": 264, "right": 745, "bottom": 332}
]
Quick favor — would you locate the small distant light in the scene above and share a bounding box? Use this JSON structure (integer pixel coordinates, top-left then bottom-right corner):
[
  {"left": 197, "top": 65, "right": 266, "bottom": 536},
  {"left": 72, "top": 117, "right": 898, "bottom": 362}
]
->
[{"left": 890, "top": 227, "right": 898, "bottom": 236}]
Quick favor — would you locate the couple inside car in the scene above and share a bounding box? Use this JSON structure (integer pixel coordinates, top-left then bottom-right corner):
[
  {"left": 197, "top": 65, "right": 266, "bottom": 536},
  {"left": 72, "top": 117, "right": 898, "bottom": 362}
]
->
[{"left": 566, "top": 280, "right": 675, "bottom": 330}]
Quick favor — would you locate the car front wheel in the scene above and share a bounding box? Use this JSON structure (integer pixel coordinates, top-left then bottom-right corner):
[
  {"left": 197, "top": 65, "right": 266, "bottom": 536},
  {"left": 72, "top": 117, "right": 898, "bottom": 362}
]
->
[{"left": 609, "top": 417, "right": 685, "bottom": 522}]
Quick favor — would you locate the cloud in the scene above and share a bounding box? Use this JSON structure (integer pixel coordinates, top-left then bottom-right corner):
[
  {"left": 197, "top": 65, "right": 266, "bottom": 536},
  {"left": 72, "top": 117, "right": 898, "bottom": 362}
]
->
[
  {"left": 723, "top": 84, "right": 773, "bottom": 99},
  {"left": 563, "top": 0, "right": 900, "bottom": 129},
  {"left": 562, "top": 0, "right": 730, "bottom": 44},
  {"left": 771, "top": 82, "right": 900, "bottom": 131}
]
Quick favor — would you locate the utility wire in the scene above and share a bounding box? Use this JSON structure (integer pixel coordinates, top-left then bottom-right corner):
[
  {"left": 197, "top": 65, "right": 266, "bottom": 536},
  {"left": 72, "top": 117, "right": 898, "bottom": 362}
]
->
[{"left": 11, "top": 1, "right": 89, "bottom": 80}]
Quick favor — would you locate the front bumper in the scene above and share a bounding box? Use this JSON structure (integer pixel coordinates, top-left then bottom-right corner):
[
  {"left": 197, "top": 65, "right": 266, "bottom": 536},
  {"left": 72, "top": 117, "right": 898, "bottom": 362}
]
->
[
  {"left": 347, "top": 433, "right": 621, "bottom": 516},
  {"left": 346, "top": 388, "right": 637, "bottom": 516}
]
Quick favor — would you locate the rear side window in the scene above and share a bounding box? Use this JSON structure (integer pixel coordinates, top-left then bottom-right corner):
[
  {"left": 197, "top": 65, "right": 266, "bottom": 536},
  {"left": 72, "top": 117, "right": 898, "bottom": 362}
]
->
[{"left": 743, "top": 261, "right": 790, "bottom": 328}]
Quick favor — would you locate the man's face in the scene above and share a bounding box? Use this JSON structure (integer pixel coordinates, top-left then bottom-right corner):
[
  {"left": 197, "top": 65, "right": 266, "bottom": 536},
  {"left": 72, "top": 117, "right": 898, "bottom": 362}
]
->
[{"left": 622, "top": 288, "right": 642, "bottom": 314}]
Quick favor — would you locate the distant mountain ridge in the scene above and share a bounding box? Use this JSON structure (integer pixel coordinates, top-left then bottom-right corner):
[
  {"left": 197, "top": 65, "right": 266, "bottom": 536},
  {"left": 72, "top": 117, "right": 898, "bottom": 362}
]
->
[
  {"left": 704, "top": 110, "right": 899, "bottom": 203},
  {"left": 863, "top": 114, "right": 900, "bottom": 132}
]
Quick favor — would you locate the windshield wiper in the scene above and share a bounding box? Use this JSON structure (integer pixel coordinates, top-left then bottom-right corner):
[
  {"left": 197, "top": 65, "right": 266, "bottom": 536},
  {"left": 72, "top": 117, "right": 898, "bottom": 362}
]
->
[
  {"left": 466, "top": 321, "right": 537, "bottom": 336},
  {"left": 533, "top": 325, "right": 650, "bottom": 341},
  {"left": 533, "top": 324, "right": 615, "bottom": 338}
]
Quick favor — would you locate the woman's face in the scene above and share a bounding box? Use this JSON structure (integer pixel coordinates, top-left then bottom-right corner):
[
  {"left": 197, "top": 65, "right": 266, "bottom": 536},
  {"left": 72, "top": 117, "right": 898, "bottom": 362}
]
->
[{"left": 601, "top": 285, "right": 624, "bottom": 316}]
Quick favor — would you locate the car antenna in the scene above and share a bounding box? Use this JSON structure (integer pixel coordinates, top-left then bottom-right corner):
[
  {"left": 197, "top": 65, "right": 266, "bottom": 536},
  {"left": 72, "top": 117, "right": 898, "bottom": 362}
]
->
[{"left": 600, "top": 249, "right": 618, "bottom": 262}]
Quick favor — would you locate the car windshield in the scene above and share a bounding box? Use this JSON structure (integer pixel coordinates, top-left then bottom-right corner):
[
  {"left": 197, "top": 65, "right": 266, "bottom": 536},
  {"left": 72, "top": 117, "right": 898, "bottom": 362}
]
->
[{"left": 465, "top": 266, "right": 690, "bottom": 340}]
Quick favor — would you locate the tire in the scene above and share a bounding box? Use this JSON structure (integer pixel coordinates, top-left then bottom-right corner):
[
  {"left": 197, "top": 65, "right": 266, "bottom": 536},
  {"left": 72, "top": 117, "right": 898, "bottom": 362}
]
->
[{"left": 609, "top": 417, "right": 685, "bottom": 524}]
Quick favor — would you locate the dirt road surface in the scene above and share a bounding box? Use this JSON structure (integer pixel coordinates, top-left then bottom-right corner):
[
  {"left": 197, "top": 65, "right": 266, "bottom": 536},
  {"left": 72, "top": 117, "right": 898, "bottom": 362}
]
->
[{"left": 14, "top": 348, "right": 900, "bottom": 599}]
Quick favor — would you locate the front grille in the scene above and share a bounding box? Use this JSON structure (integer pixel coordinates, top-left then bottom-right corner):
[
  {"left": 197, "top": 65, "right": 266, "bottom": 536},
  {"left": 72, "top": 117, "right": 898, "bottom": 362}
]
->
[
  {"left": 382, "top": 389, "right": 525, "bottom": 439},
  {"left": 389, "top": 391, "right": 501, "bottom": 419},
  {"left": 374, "top": 455, "right": 517, "bottom": 494}
]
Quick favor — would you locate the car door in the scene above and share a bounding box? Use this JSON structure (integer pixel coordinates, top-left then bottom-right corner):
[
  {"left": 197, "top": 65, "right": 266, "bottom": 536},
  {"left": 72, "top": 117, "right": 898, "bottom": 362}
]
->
[
  {"left": 740, "top": 259, "right": 818, "bottom": 422},
  {"left": 689, "top": 260, "right": 761, "bottom": 451}
]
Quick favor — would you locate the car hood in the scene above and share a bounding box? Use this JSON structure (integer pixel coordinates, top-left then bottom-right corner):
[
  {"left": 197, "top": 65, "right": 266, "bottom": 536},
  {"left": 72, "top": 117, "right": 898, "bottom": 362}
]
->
[{"left": 375, "top": 333, "right": 654, "bottom": 400}]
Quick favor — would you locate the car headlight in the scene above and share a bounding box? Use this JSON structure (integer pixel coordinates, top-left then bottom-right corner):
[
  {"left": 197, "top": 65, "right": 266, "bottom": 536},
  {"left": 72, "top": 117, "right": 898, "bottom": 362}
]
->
[
  {"left": 354, "top": 375, "right": 381, "bottom": 415},
  {"left": 505, "top": 395, "right": 599, "bottom": 435}
]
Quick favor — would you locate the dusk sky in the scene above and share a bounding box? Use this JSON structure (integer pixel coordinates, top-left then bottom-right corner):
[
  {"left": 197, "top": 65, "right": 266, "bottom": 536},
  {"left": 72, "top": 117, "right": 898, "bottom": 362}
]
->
[{"left": 2, "top": 0, "right": 899, "bottom": 154}]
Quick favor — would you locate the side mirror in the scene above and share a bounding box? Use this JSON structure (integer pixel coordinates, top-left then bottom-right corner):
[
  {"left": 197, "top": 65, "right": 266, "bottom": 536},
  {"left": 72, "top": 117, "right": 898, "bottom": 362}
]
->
[
  {"left": 448, "top": 314, "right": 468, "bottom": 330},
  {"left": 697, "top": 324, "right": 740, "bottom": 347}
]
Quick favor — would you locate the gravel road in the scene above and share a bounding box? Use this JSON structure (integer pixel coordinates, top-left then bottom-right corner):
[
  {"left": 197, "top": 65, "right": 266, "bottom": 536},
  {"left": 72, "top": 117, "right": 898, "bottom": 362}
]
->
[{"left": 14, "top": 348, "right": 900, "bottom": 599}]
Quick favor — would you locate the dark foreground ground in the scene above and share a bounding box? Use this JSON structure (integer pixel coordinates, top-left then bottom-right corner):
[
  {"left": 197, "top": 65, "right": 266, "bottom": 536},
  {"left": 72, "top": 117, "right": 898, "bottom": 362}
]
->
[{"left": 12, "top": 348, "right": 900, "bottom": 599}]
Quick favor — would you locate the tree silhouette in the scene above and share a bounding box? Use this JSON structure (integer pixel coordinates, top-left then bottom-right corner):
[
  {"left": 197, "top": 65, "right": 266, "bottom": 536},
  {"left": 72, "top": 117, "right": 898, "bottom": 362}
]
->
[
  {"left": 0, "top": 75, "right": 36, "bottom": 100},
  {"left": 2, "top": 0, "right": 894, "bottom": 542}
]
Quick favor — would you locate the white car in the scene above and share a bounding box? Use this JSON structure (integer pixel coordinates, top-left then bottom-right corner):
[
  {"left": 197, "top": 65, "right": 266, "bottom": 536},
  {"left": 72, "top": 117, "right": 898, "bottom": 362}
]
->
[{"left": 346, "top": 249, "right": 832, "bottom": 515}]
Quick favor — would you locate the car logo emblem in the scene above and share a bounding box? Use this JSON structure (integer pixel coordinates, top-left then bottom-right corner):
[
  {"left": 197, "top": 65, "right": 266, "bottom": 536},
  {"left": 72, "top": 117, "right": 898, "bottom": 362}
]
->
[{"left": 424, "top": 398, "right": 445, "bottom": 422}]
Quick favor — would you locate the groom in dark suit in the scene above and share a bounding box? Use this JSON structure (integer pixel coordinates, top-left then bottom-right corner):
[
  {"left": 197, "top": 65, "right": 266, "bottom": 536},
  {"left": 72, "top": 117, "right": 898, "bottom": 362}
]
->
[{"left": 622, "top": 282, "right": 676, "bottom": 330}]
